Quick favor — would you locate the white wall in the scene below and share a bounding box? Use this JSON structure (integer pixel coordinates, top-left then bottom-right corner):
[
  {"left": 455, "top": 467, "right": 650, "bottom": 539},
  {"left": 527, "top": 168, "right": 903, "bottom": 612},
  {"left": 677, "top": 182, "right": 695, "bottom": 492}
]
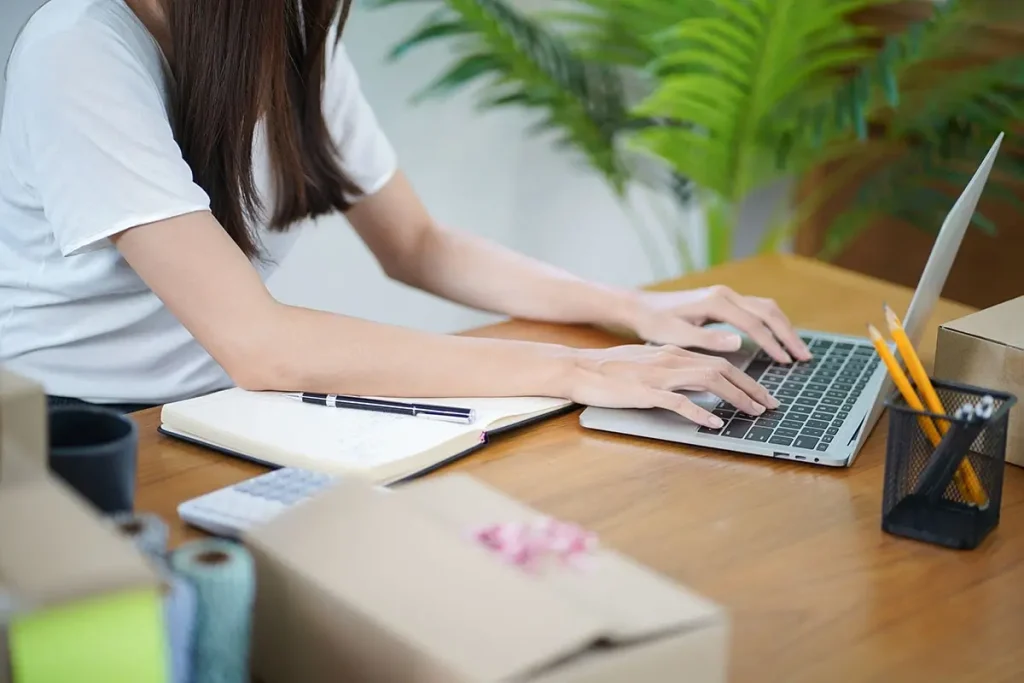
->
[{"left": 0, "top": 0, "right": 47, "bottom": 113}]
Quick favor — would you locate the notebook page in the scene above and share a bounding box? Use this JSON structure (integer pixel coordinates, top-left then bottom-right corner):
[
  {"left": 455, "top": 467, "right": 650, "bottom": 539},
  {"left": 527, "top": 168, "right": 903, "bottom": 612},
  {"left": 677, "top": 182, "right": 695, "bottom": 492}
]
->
[{"left": 161, "top": 389, "right": 479, "bottom": 470}]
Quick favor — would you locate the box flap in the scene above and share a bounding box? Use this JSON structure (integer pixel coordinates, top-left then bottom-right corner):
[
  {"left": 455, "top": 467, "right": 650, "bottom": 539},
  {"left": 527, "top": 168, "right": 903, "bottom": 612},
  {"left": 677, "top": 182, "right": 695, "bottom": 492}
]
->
[
  {"left": 397, "top": 475, "right": 722, "bottom": 642},
  {"left": 941, "top": 296, "right": 1024, "bottom": 351},
  {"left": 248, "top": 478, "right": 606, "bottom": 682},
  {"left": 0, "top": 369, "right": 47, "bottom": 486},
  {"left": 249, "top": 474, "right": 722, "bottom": 682},
  {"left": 0, "top": 477, "right": 158, "bottom": 610}
]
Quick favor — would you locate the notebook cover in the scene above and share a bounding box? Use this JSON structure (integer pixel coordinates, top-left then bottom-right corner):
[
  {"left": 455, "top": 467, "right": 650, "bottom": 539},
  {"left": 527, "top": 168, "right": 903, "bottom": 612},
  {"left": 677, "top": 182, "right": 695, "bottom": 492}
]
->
[
  {"left": 484, "top": 402, "right": 578, "bottom": 438},
  {"left": 156, "top": 425, "right": 488, "bottom": 485}
]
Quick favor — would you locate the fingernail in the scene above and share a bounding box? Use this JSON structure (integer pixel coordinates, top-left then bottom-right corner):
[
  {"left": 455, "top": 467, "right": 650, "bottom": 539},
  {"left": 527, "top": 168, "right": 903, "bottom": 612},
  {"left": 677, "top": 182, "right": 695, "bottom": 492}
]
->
[
  {"left": 709, "top": 416, "right": 724, "bottom": 428},
  {"left": 767, "top": 396, "right": 780, "bottom": 408},
  {"left": 724, "top": 334, "right": 742, "bottom": 349},
  {"left": 752, "top": 404, "right": 766, "bottom": 415}
]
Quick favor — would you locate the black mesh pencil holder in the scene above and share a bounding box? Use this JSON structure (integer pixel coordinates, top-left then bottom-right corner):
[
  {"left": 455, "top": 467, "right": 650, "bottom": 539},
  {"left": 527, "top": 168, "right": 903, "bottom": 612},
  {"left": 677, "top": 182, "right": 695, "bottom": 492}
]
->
[{"left": 881, "top": 378, "right": 1017, "bottom": 550}]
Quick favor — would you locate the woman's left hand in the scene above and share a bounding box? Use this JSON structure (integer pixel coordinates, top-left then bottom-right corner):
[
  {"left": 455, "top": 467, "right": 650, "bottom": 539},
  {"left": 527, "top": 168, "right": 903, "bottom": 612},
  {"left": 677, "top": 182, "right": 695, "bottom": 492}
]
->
[{"left": 619, "top": 286, "right": 813, "bottom": 364}]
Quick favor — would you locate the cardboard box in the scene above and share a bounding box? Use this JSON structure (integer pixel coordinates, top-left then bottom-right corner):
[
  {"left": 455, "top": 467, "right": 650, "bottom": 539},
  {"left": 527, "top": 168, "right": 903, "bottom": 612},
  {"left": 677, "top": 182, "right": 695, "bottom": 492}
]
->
[
  {"left": 0, "top": 367, "right": 165, "bottom": 683},
  {"left": 935, "top": 296, "right": 1024, "bottom": 467},
  {"left": 247, "top": 474, "right": 730, "bottom": 683},
  {"left": 0, "top": 369, "right": 47, "bottom": 487}
]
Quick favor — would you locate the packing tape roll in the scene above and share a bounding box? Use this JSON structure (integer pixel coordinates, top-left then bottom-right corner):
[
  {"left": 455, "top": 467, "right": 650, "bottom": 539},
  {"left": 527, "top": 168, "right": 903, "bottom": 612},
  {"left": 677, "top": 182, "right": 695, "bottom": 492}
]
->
[
  {"left": 163, "top": 572, "right": 197, "bottom": 683},
  {"left": 108, "top": 512, "right": 169, "bottom": 560},
  {"left": 170, "top": 539, "right": 255, "bottom": 683}
]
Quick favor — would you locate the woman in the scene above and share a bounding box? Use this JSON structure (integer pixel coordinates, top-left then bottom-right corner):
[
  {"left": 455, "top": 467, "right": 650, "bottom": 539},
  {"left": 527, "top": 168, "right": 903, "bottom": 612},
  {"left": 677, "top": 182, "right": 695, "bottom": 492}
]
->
[{"left": 0, "top": 0, "right": 810, "bottom": 428}]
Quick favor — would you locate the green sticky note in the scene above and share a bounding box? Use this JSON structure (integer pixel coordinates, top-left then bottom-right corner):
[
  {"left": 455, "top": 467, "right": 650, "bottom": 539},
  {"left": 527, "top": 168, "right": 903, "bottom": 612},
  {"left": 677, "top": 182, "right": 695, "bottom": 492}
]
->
[{"left": 9, "top": 587, "right": 168, "bottom": 683}]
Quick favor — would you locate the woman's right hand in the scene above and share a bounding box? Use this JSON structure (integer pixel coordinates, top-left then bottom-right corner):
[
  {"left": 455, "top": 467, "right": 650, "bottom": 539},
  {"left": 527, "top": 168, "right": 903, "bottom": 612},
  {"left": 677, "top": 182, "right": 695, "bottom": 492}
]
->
[{"left": 559, "top": 344, "right": 779, "bottom": 429}]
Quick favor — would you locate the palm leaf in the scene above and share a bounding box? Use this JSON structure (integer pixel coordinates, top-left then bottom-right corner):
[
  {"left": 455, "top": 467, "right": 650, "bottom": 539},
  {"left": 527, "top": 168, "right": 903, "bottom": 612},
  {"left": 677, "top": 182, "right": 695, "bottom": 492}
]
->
[
  {"left": 626, "top": 0, "right": 901, "bottom": 207},
  {"left": 542, "top": 0, "right": 713, "bottom": 68},
  {"left": 375, "top": 0, "right": 634, "bottom": 194}
]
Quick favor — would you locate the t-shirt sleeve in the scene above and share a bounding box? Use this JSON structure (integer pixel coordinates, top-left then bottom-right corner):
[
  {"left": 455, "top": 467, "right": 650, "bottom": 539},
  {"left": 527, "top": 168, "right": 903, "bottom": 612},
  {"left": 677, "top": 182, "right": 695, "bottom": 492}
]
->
[
  {"left": 11, "top": 28, "right": 211, "bottom": 257},
  {"left": 322, "top": 39, "right": 399, "bottom": 201}
]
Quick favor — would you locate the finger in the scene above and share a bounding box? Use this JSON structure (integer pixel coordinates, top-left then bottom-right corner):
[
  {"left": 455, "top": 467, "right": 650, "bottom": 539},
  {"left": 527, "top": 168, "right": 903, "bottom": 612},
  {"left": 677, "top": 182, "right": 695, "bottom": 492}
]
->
[
  {"left": 660, "top": 321, "right": 743, "bottom": 354},
  {"left": 667, "top": 358, "right": 777, "bottom": 414},
  {"left": 742, "top": 298, "right": 812, "bottom": 361},
  {"left": 646, "top": 390, "right": 722, "bottom": 428},
  {"left": 703, "top": 372, "right": 767, "bottom": 417},
  {"left": 703, "top": 297, "right": 792, "bottom": 364},
  {"left": 718, "top": 360, "right": 780, "bottom": 409}
]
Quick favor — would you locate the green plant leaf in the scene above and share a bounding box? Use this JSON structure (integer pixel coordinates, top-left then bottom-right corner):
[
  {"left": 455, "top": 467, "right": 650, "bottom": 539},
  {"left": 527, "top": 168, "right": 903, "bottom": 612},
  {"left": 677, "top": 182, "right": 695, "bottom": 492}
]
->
[
  {"left": 628, "top": 0, "right": 902, "bottom": 206},
  {"left": 388, "top": 20, "right": 472, "bottom": 61},
  {"left": 413, "top": 53, "right": 505, "bottom": 101}
]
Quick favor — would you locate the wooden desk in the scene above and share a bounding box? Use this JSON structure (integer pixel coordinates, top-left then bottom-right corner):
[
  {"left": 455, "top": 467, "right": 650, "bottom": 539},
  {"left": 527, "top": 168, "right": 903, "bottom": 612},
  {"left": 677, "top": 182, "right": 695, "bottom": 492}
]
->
[{"left": 134, "top": 254, "right": 1024, "bottom": 683}]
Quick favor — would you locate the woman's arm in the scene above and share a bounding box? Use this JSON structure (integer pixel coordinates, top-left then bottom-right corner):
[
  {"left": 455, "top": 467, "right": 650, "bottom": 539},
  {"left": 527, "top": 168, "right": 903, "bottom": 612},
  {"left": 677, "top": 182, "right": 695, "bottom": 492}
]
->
[
  {"left": 345, "top": 172, "right": 641, "bottom": 329},
  {"left": 112, "top": 211, "right": 568, "bottom": 398},
  {"left": 111, "top": 210, "right": 778, "bottom": 426},
  {"left": 345, "top": 173, "right": 811, "bottom": 363}
]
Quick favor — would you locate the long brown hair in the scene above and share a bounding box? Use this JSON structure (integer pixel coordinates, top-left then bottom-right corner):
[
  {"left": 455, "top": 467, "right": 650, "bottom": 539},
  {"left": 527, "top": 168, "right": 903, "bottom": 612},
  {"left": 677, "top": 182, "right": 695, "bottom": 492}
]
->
[{"left": 168, "top": 0, "right": 361, "bottom": 259}]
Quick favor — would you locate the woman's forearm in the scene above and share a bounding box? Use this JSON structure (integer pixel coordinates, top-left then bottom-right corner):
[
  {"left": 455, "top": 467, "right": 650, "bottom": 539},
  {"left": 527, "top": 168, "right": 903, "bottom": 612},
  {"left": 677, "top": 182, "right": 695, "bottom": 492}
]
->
[
  {"left": 113, "top": 210, "right": 580, "bottom": 400},
  {"left": 391, "top": 226, "right": 641, "bottom": 329},
  {"left": 241, "top": 302, "right": 578, "bottom": 398},
  {"left": 344, "top": 173, "right": 640, "bottom": 329}
]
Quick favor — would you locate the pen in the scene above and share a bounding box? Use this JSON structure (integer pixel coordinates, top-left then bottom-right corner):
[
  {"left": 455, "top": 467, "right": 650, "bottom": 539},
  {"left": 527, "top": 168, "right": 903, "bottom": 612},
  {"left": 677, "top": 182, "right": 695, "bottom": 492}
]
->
[
  {"left": 282, "top": 392, "right": 476, "bottom": 425},
  {"left": 914, "top": 404, "right": 988, "bottom": 503}
]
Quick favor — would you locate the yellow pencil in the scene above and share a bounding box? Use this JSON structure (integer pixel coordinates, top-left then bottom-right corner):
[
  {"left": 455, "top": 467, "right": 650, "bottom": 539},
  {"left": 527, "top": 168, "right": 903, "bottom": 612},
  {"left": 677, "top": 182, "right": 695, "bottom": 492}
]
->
[
  {"left": 868, "top": 325, "right": 976, "bottom": 501},
  {"left": 868, "top": 325, "right": 943, "bottom": 444},
  {"left": 884, "top": 305, "right": 988, "bottom": 508}
]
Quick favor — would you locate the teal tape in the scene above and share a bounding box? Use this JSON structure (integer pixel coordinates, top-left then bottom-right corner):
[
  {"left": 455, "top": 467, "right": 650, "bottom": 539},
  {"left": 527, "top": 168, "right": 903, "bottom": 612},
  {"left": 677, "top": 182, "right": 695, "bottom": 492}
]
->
[{"left": 170, "top": 540, "right": 255, "bottom": 683}]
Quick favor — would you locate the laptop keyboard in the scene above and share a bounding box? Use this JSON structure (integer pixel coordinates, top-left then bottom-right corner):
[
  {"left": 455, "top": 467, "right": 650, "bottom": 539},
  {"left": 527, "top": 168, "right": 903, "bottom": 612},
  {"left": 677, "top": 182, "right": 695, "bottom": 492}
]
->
[{"left": 698, "top": 336, "right": 881, "bottom": 452}]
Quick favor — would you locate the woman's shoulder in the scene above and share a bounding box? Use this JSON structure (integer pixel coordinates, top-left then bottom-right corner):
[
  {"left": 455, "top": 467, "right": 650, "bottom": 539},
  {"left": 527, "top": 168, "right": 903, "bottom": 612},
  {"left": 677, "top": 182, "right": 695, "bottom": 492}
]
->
[{"left": 8, "top": 0, "right": 165, "bottom": 91}]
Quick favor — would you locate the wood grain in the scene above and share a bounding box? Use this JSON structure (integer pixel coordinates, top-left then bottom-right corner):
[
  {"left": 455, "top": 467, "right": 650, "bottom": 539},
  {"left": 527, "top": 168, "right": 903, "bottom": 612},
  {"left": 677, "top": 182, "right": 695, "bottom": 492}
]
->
[{"left": 133, "top": 254, "right": 1024, "bottom": 683}]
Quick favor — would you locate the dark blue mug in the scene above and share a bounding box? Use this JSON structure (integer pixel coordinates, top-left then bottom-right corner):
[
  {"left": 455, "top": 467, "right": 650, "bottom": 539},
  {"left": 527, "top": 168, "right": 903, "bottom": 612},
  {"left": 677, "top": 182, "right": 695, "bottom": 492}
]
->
[{"left": 47, "top": 405, "right": 138, "bottom": 514}]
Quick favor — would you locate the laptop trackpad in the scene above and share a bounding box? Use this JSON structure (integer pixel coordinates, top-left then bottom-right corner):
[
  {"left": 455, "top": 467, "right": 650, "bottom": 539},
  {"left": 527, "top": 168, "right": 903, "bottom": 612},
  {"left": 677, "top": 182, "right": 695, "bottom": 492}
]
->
[
  {"left": 684, "top": 390, "right": 724, "bottom": 410},
  {"left": 676, "top": 326, "right": 760, "bottom": 409}
]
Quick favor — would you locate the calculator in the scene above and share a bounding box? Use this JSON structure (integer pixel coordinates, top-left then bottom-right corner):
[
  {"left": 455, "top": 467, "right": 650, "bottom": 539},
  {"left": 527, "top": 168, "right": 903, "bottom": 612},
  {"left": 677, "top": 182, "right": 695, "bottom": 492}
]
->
[{"left": 177, "top": 467, "right": 336, "bottom": 538}]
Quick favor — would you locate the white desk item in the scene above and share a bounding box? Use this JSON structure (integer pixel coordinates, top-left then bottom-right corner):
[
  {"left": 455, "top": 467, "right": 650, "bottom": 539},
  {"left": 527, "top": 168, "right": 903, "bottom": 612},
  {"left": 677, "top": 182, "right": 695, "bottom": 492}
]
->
[{"left": 177, "top": 468, "right": 335, "bottom": 538}]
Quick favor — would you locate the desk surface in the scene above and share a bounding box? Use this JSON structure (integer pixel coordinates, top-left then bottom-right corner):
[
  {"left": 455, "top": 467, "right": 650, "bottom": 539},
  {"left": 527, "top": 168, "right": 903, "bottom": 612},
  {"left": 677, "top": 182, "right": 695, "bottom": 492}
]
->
[{"left": 134, "top": 254, "right": 1024, "bottom": 683}]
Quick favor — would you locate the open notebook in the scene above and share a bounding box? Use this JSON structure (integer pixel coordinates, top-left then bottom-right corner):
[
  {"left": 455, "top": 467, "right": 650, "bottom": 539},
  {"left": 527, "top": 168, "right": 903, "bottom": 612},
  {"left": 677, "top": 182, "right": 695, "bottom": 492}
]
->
[{"left": 158, "top": 389, "right": 574, "bottom": 484}]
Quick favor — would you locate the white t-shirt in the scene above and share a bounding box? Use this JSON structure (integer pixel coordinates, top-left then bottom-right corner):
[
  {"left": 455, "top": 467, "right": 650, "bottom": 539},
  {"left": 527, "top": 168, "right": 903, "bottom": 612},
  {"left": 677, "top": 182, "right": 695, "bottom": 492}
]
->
[{"left": 0, "top": 0, "right": 398, "bottom": 405}]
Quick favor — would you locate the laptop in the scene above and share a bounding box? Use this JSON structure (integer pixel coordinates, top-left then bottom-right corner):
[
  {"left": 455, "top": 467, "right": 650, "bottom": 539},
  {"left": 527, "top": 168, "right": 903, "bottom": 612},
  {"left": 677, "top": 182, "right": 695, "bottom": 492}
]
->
[{"left": 580, "top": 133, "right": 1004, "bottom": 467}]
